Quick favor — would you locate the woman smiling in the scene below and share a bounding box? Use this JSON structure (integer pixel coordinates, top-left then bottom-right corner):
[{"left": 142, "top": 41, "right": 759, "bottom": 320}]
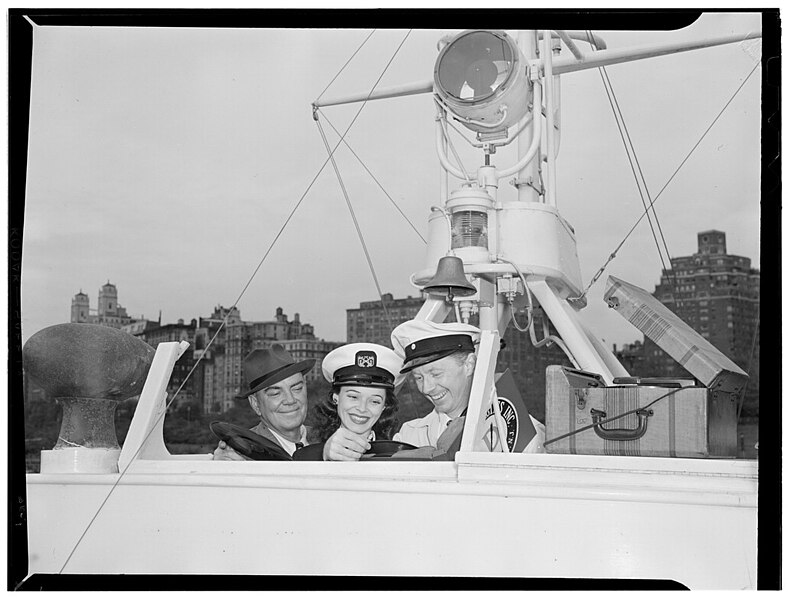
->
[{"left": 293, "top": 343, "right": 402, "bottom": 461}]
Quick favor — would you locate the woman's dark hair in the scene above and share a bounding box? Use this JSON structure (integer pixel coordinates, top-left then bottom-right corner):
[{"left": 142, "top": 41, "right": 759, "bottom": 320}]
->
[{"left": 310, "top": 385, "right": 399, "bottom": 443}]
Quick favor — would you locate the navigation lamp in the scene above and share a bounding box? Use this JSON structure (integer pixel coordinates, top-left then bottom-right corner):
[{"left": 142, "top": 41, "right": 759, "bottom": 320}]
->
[
  {"left": 423, "top": 256, "right": 477, "bottom": 301},
  {"left": 446, "top": 187, "right": 494, "bottom": 261},
  {"left": 434, "top": 30, "right": 530, "bottom": 133},
  {"left": 452, "top": 210, "right": 488, "bottom": 249}
]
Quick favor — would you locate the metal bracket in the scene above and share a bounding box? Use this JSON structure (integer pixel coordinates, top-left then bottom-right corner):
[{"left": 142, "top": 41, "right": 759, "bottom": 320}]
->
[
  {"left": 509, "top": 176, "right": 543, "bottom": 195},
  {"left": 528, "top": 59, "right": 542, "bottom": 82},
  {"left": 575, "top": 388, "right": 588, "bottom": 410}
]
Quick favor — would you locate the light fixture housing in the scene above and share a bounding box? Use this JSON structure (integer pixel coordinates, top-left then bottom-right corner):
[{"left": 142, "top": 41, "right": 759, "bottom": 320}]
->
[{"left": 434, "top": 30, "right": 531, "bottom": 134}]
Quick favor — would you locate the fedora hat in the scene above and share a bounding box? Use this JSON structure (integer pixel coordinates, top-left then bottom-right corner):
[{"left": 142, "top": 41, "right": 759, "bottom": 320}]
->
[{"left": 239, "top": 345, "right": 314, "bottom": 397}]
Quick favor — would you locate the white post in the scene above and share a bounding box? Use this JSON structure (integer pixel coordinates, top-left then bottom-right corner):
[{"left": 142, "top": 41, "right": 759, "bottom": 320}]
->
[
  {"left": 414, "top": 296, "right": 453, "bottom": 323},
  {"left": 527, "top": 278, "right": 617, "bottom": 383},
  {"left": 118, "top": 341, "right": 189, "bottom": 470},
  {"left": 577, "top": 318, "right": 630, "bottom": 379},
  {"left": 459, "top": 329, "right": 500, "bottom": 453},
  {"left": 477, "top": 277, "right": 499, "bottom": 335},
  {"left": 542, "top": 30, "right": 557, "bottom": 208}
]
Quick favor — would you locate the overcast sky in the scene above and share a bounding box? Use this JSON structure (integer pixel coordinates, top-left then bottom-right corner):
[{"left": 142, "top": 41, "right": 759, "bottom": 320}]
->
[{"left": 21, "top": 13, "right": 762, "bottom": 351}]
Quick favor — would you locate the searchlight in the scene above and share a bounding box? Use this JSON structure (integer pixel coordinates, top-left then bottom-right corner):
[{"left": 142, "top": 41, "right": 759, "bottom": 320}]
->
[{"left": 434, "top": 30, "right": 531, "bottom": 134}]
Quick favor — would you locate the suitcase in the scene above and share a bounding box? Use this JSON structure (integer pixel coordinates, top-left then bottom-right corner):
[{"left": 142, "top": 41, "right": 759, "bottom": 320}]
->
[
  {"left": 545, "top": 276, "right": 746, "bottom": 458},
  {"left": 544, "top": 366, "right": 738, "bottom": 457}
]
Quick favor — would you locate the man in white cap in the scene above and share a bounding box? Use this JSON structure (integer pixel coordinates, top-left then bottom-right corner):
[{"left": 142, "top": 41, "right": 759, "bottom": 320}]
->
[{"left": 390, "top": 319, "right": 545, "bottom": 454}]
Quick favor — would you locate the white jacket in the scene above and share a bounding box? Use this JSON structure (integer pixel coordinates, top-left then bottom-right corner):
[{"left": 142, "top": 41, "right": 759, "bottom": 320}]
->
[
  {"left": 394, "top": 406, "right": 545, "bottom": 453},
  {"left": 393, "top": 409, "right": 451, "bottom": 447}
]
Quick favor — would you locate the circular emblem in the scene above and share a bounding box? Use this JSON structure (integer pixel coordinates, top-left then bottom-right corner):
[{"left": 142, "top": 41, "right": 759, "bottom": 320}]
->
[
  {"left": 482, "top": 396, "right": 518, "bottom": 452},
  {"left": 497, "top": 396, "right": 518, "bottom": 451}
]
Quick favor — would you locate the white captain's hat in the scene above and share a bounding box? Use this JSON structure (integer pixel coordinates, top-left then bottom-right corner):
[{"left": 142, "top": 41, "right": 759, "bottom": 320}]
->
[
  {"left": 322, "top": 343, "right": 402, "bottom": 389},
  {"left": 391, "top": 320, "right": 480, "bottom": 373}
]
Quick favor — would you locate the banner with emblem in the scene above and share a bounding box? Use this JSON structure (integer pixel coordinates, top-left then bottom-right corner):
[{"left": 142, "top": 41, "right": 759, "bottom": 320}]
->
[{"left": 478, "top": 369, "right": 536, "bottom": 452}]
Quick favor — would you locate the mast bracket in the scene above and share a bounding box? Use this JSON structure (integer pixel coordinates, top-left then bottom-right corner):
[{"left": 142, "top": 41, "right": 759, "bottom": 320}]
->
[{"left": 528, "top": 59, "right": 542, "bottom": 82}]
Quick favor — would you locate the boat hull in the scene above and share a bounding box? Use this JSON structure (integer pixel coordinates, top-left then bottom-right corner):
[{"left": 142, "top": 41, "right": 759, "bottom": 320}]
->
[{"left": 26, "top": 452, "right": 757, "bottom": 588}]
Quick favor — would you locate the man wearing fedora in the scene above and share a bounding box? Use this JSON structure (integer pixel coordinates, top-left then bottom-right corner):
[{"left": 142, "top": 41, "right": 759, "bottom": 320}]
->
[{"left": 213, "top": 344, "right": 314, "bottom": 460}]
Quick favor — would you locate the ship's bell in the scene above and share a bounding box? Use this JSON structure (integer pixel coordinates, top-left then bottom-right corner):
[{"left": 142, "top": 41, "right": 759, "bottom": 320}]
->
[{"left": 423, "top": 256, "right": 477, "bottom": 301}]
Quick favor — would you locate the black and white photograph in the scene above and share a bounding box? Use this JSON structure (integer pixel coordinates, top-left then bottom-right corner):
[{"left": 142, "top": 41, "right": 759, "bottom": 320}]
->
[{"left": 9, "top": 8, "right": 779, "bottom": 591}]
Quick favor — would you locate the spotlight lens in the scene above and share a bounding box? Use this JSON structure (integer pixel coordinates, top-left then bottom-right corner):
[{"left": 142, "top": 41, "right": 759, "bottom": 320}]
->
[{"left": 436, "top": 31, "right": 516, "bottom": 103}]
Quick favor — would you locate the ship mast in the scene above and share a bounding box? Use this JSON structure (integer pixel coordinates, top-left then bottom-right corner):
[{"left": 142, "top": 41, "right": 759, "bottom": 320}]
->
[{"left": 313, "top": 27, "right": 761, "bottom": 450}]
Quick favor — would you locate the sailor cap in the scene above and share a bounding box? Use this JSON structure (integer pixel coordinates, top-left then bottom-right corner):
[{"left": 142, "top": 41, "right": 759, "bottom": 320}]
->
[
  {"left": 391, "top": 320, "right": 480, "bottom": 373},
  {"left": 322, "top": 343, "right": 402, "bottom": 389}
]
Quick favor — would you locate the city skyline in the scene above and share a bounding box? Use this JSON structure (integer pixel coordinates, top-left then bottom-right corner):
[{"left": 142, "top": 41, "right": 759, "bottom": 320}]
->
[
  {"left": 66, "top": 223, "right": 760, "bottom": 351},
  {"left": 20, "top": 14, "right": 762, "bottom": 349}
]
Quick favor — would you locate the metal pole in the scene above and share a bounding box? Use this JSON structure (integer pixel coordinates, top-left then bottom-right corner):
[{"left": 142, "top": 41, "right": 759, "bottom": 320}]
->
[
  {"left": 516, "top": 30, "right": 542, "bottom": 203},
  {"left": 313, "top": 79, "right": 433, "bottom": 108},
  {"left": 477, "top": 278, "right": 498, "bottom": 335},
  {"left": 527, "top": 279, "right": 616, "bottom": 384},
  {"left": 543, "top": 30, "right": 557, "bottom": 208},
  {"left": 550, "top": 31, "right": 762, "bottom": 75}
]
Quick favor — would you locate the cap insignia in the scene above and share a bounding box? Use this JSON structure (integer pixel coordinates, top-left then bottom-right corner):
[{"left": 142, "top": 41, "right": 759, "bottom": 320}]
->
[{"left": 355, "top": 350, "right": 376, "bottom": 368}]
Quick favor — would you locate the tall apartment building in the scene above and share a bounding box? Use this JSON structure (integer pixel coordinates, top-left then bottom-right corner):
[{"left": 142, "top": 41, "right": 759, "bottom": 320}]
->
[
  {"left": 643, "top": 230, "right": 760, "bottom": 410},
  {"left": 347, "top": 292, "right": 426, "bottom": 347},
  {"left": 70, "top": 282, "right": 136, "bottom": 329},
  {"left": 191, "top": 306, "right": 337, "bottom": 413},
  {"left": 189, "top": 306, "right": 240, "bottom": 413}
]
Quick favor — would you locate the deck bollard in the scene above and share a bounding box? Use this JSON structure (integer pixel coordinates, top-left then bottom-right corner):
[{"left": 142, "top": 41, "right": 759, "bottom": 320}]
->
[{"left": 23, "top": 323, "right": 155, "bottom": 473}]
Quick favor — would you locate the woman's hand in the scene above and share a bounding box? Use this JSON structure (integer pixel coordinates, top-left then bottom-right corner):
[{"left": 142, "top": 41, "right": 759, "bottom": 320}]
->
[{"left": 322, "top": 427, "right": 371, "bottom": 461}]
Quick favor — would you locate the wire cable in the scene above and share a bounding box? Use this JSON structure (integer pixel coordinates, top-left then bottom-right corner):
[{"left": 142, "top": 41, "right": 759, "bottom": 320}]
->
[
  {"left": 311, "top": 29, "right": 414, "bottom": 331},
  {"left": 318, "top": 111, "right": 426, "bottom": 244},
  {"left": 316, "top": 118, "right": 393, "bottom": 330},
  {"left": 588, "top": 30, "right": 680, "bottom": 307},
  {"left": 314, "top": 29, "right": 376, "bottom": 104},
  {"left": 570, "top": 58, "right": 760, "bottom": 300}
]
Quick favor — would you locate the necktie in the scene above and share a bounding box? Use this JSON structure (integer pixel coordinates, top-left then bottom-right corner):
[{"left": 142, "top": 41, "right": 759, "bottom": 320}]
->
[{"left": 295, "top": 442, "right": 304, "bottom": 450}]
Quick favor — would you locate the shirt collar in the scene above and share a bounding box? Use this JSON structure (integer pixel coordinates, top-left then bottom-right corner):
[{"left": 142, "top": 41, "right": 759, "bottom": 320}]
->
[{"left": 269, "top": 425, "right": 308, "bottom": 456}]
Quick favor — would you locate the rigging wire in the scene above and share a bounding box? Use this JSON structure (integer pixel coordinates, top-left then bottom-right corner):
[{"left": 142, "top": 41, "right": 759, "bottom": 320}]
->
[
  {"left": 318, "top": 111, "right": 426, "bottom": 244},
  {"left": 570, "top": 57, "right": 760, "bottom": 301},
  {"left": 311, "top": 29, "right": 414, "bottom": 330},
  {"left": 57, "top": 29, "right": 413, "bottom": 575},
  {"left": 314, "top": 29, "right": 376, "bottom": 105},
  {"left": 313, "top": 29, "right": 420, "bottom": 417},
  {"left": 316, "top": 119, "right": 393, "bottom": 330},
  {"left": 587, "top": 30, "right": 681, "bottom": 308}
]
